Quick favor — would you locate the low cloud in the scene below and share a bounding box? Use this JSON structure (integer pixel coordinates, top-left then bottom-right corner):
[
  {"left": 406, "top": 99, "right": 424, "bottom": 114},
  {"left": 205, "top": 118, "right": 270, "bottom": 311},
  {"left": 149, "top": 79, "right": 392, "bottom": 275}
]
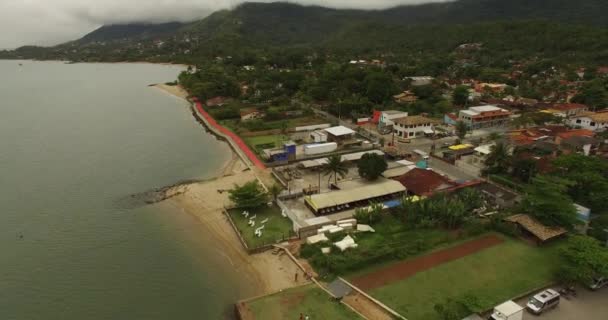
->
[{"left": 0, "top": 0, "right": 452, "bottom": 49}]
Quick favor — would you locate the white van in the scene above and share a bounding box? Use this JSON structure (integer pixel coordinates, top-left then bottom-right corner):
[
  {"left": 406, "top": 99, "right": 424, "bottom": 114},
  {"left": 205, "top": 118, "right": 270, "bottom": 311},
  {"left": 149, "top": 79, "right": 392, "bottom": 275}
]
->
[{"left": 526, "top": 289, "right": 560, "bottom": 314}]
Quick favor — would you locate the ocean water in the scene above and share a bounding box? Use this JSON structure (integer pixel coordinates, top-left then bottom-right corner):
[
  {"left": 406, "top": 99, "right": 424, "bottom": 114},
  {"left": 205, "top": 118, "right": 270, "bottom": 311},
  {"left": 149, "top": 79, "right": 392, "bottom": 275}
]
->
[{"left": 0, "top": 61, "right": 245, "bottom": 319}]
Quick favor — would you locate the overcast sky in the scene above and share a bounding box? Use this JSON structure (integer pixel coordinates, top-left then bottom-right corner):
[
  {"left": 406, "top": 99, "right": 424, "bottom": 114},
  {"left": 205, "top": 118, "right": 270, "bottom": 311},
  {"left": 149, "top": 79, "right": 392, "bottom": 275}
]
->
[{"left": 0, "top": 0, "right": 451, "bottom": 49}]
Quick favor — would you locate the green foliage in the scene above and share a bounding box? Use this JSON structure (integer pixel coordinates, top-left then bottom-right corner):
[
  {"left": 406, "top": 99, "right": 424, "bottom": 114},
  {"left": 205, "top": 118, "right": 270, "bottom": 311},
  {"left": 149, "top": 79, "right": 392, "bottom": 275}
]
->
[
  {"left": 484, "top": 142, "right": 511, "bottom": 175},
  {"left": 559, "top": 235, "right": 608, "bottom": 285},
  {"left": 228, "top": 180, "right": 269, "bottom": 209},
  {"left": 353, "top": 202, "right": 384, "bottom": 225},
  {"left": 455, "top": 121, "right": 468, "bottom": 140},
  {"left": 357, "top": 153, "right": 388, "bottom": 181},
  {"left": 400, "top": 193, "right": 475, "bottom": 230},
  {"left": 322, "top": 154, "right": 349, "bottom": 186},
  {"left": 521, "top": 176, "right": 579, "bottom": 229},
  {"left": 552, "top": 154, "right": 608, "bottom": 212},
  {"left": 268, "top": 184, "right": 283, "bottom": 201},
  {"left": 434, "top": 295, "right": 481, "bottom": 320},
  {"left": 571, "top": 79, "right": 608, "bottom": 109},
  {"left": 452, "top": 86, "right": 470, "bottom": 106},
  {"left": 511, "top": 158, "right": 538, "bottom": 183}
]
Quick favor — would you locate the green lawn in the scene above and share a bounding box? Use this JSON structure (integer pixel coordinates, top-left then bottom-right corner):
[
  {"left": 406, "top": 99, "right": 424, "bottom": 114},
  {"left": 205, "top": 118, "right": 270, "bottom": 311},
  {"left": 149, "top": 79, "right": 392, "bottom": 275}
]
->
[
  {"left": 244, "top": 134, "right": 289, "bottom": 150},
  {"left": 367, "top": 237, "right": 564, "bottom": 320},
  {"left": 247, "top": 284, "right": 362, "bottom": 319},
  {"left": 228, "top": 205, "right": 293, "bottom": 249}
]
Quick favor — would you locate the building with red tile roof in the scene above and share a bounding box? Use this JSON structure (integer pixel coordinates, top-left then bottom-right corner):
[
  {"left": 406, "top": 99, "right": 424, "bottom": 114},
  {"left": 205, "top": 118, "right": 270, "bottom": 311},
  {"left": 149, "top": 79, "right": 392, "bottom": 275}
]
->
[{"left": 392, "top": 168, "right": 456, "bottom": 196}]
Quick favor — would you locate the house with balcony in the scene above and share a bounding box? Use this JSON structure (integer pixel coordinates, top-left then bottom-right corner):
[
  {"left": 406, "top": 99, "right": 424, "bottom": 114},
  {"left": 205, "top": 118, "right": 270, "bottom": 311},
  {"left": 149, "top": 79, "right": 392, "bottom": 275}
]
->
[
  {"left": 393, "top": 116, "right": 435, "bottom": 139},
  {"left": 458, "top": 105, "right": 511, "bottom": 129}
]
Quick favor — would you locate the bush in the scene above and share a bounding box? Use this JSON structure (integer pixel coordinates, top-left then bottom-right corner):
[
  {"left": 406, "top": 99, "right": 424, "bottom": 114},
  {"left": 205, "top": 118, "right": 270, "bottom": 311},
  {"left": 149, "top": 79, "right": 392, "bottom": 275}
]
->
[
  {"left": 490, "top": 220, "right": 519, "bottom": 237},
  {"left": 463, "top": 220, "right": 489, "bottom": 237}
]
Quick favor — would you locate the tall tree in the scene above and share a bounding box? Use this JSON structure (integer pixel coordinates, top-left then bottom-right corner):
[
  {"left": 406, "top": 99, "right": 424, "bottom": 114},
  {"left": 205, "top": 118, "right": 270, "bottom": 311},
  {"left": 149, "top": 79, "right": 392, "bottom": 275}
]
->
[
  {"left": 452, "top": 85, "right": 470, "bottom": 106},
  {"left": 483, "top": 142, "right": 511, "bottom": 175},
  {"left": 560, "top": 235, "right": 608, "bottom": 285},
  {"left": 357, "top": 153, "right": 388, "bottom": 181},
  {"left": 521, "top": 175, "right": 579, "bottom": 229},
  {"left": 323, "top": 154, "right": 349, "bottom": 186},
  {"left": 455, "top": 121, "right": 469, "bottom": 140},
  {"left": 228, "top": 180, "right": 269, "bottom": 209},
  {"left": 268, "top": 184, "right": 283, "bottom": 202}
]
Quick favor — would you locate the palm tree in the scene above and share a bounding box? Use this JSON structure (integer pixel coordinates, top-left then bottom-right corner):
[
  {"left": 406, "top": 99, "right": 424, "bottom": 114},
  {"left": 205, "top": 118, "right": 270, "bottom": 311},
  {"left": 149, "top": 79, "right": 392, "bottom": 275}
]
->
[
  {"left": 484, "top": 141, "right": 511, "bottom": 175},
  {"left": 323, "top": 154, "right": 349, "bottom": 186},
  {"left": 268, "top": 184, "right": 283, "bottom": 203}
]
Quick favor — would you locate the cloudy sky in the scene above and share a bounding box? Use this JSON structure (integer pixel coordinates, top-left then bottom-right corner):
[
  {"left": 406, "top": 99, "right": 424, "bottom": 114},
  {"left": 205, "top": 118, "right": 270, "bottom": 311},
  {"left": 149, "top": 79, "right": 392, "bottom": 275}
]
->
[{"left": 0, "top": 0, "right": 451, "bottom": 49}]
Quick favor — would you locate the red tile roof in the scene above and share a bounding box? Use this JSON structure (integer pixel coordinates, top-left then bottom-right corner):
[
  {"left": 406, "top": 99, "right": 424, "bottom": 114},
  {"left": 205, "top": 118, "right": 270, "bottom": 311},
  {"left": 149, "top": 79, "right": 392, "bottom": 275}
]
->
[
  {"left": 557, "top": 129, "right": 594, "bottom": 140},
  {"left": 392, "top": 168, "right": 456, "bottom": 196},
  {"left": 550, "top": 103, "right": 588, "bottom": 111}
]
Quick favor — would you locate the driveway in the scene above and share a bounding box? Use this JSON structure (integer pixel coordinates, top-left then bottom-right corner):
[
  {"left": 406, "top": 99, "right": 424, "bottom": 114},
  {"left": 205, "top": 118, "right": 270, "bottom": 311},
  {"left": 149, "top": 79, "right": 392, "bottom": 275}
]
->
[{"left": 516, "top": 287, "right": 608, "bottom": 320}]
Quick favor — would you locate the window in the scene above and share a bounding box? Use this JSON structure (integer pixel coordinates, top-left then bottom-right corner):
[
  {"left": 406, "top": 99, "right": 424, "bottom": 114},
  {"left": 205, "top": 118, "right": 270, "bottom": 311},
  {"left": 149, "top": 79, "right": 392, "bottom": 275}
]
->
[
  {"left": 576, "top": 119, "right": 581, "bottom": 124},
  {"left": 409, "top": 132, "right": 414, "bottom": 137},
  {"left": 590, "top": 122, "right": 596, "bottom": 126}
]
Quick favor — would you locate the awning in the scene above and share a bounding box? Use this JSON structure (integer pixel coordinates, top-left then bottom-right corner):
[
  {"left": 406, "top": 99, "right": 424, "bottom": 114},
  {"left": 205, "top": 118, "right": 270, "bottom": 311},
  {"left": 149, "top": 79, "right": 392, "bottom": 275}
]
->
[{"left": 424, "top": 129, "right": 434, "bottom": 134}]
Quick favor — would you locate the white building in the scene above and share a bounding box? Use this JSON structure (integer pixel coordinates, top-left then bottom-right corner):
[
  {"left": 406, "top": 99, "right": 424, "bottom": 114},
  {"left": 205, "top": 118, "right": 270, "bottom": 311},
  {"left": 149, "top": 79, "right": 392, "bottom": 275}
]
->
[
  {"left": 310, "top": 130, "right": 328, "bottom": 143},
  {"left": 569, "top": 112, "right": 608, "bottom": 132},
  {"left": 379, "top": 110, "right": 408, "bottom": 126},
  {"left": 393, "top": 116, "right": 435, "bottom": 139},
  {"left": 458, "top": 105, "right": 511, "bottom": 129}
]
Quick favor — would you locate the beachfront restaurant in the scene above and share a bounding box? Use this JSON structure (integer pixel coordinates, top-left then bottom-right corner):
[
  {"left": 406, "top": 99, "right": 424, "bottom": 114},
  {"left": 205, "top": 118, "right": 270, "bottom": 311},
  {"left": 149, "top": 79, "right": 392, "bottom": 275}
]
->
[{"left": 304, "top": 179, "right": 406, "bottom": 216}]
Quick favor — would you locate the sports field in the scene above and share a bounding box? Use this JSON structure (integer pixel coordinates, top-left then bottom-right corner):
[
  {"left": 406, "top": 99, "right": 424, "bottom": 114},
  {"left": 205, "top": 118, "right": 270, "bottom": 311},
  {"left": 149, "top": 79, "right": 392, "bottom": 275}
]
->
[{"left": 352, "top": 235, "right": 563, "bottom": 320}]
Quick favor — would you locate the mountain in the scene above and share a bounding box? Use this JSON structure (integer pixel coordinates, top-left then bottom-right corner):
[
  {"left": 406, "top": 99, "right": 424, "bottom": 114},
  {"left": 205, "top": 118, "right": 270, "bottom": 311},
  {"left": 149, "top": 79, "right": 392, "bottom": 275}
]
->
[
  {"left": 76, "top": 22, "right": 185, "bottom": 44},
  {"left": 2, "top": 0, "right": 607, "bottom": 62}
]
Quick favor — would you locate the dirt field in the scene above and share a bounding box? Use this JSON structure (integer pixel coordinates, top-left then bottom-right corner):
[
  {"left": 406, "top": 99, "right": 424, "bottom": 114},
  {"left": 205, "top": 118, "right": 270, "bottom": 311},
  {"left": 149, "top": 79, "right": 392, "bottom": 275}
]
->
[
  {"left": 342, "top": 292, "right": 394, "bottom": 320},
  {"left": 352, "top": 234, "right": 504, "bottom": 290}
]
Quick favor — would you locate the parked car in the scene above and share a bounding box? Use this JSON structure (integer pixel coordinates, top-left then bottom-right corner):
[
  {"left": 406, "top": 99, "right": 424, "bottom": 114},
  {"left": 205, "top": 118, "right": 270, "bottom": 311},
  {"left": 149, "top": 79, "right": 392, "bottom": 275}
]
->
[
  {"left": 526, "top": 289, "right": 560, "bottom": 315},
  {"left": 589, "top": 277, "right": 608, "bottom": 290}
]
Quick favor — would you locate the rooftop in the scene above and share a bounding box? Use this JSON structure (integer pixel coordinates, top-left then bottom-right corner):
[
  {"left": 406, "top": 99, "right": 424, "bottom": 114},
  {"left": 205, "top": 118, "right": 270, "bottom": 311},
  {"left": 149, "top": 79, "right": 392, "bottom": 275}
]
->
[
  {"left": 557, "top": 129, "right": 595, "bottom": 140},
  {"left": 474, "top": 143, "right": 496, "bottom": 155},
  {"left": 494, "top": 300, "right": 524, "bottom": 316},
  {"left": 324, "top": 125, "right": 356, "bottom": 136},
  {"left": 395, "top": 115, "right": 435, "bottom": 126},
  {"left": 305, "top": 179, "right": 406, "bottom": 211},
  {"left": 505, "top": 214, "right": 567, "bottom": 242},
  {"left": 393, "top": 168, "right": 455, "bottom": 196},
  {"left": 551, "top": 103, "right": 588, "bottom": 111},
  {"left": 469, "top": 105, "right": 505, "bottom": 113},
  {"left": 382, "top": 110, "right": 407, "bottom": 115}
]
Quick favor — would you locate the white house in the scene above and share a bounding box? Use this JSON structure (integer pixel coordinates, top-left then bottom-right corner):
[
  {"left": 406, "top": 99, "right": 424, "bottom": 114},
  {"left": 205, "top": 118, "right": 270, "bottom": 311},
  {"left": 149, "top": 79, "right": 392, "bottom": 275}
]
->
[
  {"left": 379, "top": 110, "right": 408, "bottom": 126},
  {"left": 569, "top": 112, "right": 608, "bottom": 132},
  {"left": 393, "top": 116, "right": 435, "bottom": 139},
  {"left": 405, "top": 76, "right": 435, "bottom": 86}
]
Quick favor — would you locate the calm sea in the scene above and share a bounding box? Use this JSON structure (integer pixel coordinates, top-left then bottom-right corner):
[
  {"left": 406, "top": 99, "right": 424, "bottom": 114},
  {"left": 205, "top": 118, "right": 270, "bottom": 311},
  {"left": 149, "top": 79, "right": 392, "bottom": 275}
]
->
[{"left": 0, "top": 61, "right": 246, "bottom": 319}]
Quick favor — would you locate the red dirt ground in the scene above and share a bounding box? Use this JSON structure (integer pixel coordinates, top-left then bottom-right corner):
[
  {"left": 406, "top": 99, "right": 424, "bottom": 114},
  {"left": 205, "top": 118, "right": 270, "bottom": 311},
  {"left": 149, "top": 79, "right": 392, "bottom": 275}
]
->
[
  {"left": 194, "top": 101, "right": 266, "bottom": 169},
  {"left": 351, "top": 234, "right": 504, "bottom": 291}
]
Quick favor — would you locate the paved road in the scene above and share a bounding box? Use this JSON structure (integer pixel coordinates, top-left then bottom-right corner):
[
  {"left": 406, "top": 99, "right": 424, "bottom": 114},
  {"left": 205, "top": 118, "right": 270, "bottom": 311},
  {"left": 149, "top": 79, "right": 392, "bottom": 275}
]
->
[
  {"left": 428, "top": 157, "right": 478, "bottom": 181},
  {"left": 516, "top": 287, "right": 608, "bottom": 320}
]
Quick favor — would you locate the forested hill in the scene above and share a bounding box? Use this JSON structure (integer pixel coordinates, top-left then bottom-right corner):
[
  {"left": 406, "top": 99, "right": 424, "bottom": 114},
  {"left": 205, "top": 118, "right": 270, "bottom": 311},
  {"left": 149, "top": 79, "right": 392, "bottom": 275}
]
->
[
  {"left": 76, "top": 22, "right": 185, "bottom": 44},
  {"left": 1, "top": 0, "right": 608, "bottom": 62}
]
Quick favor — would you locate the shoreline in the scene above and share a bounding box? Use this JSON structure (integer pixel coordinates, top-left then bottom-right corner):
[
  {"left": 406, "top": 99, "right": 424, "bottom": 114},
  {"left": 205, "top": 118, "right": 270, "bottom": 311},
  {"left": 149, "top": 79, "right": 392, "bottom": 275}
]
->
[
  {"left": 154, "top": 82, "right": 304, "bottom": 302},
  {"left": 1, "top": 58, "right": 191, "bottom": 68}
]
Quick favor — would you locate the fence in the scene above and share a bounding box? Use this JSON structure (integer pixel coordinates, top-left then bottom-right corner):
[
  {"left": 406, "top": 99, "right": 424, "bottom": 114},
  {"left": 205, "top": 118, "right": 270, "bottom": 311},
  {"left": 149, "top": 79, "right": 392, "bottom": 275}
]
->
[
  {"left": 223, "top": 207, "right": 298, "bottom": 254},
  {"left": 276, "top": 198, "right": 303, "bottom": 232}
]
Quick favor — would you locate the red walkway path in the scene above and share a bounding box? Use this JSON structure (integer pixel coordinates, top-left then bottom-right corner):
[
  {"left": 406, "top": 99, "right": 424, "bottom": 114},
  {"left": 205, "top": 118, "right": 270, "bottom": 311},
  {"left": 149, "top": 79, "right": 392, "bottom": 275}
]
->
[{"left": 194, "top": 101, "right": 266, "bottom": 169}]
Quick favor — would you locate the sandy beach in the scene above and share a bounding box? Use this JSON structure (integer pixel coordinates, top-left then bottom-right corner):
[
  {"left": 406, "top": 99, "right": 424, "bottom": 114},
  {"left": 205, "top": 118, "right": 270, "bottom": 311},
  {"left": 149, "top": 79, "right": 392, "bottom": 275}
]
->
[
  {"left": 155, "top": 83, "right": 305, "bottom": 297},
  {"left": 153, "top": 83, "right": 189, "bottom": 100},
  {"left": 169, "top": 160, "right": 305, "bottom": 295}
]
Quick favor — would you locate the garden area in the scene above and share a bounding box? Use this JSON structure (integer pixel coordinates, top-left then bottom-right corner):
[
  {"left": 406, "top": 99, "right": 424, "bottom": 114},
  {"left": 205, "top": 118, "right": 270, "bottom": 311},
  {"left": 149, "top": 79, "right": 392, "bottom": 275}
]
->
[
  {"left": 244, "top": 284, "right": 362, "bottom": 320},
  {"left": 244, "top": 134, "right": 290, "bottom": 155},
  {"left": 227, "top": 204, "right": 293, "bottom": 249},
  {"left": 300, "top": 214, "right": 459, "bottom": 277},
  {"left": 364, "top": 236, "right": 564, "bottom": 320}
]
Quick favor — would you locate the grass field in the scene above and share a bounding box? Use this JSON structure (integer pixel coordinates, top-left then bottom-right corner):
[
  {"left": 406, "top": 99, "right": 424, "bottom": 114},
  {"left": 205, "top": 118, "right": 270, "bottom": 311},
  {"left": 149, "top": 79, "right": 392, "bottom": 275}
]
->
[
  {"left": 246, "top": 284, "right": 362, "bottom": 319},
  {"left": 244, "top": 134, "right": 289, "bottom": 150},
  {"left": 367, "top": 237, "right": 563, "bottom": 320},
  {"left": 228, "top": 205, "right": 293, "bottom": 248}
]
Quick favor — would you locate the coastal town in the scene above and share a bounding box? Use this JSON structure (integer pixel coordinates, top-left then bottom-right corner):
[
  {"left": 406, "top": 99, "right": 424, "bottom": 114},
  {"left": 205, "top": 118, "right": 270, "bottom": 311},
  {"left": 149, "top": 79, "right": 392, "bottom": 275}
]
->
[{"left": 155, "top": 52, "right": 608, "bottom": 320}]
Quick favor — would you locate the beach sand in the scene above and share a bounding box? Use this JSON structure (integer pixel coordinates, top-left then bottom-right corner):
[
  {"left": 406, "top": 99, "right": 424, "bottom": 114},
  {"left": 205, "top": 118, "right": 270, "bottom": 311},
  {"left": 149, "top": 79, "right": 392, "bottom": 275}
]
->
[
  {"left": 168, "top": 158, "right": 305, "bottom": 296},
  {"left": 157, "top": 81, "right": 304, "bottom": 296},
  {"left": 153, "top": 83, "right": 189, "bottom": 100}
]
